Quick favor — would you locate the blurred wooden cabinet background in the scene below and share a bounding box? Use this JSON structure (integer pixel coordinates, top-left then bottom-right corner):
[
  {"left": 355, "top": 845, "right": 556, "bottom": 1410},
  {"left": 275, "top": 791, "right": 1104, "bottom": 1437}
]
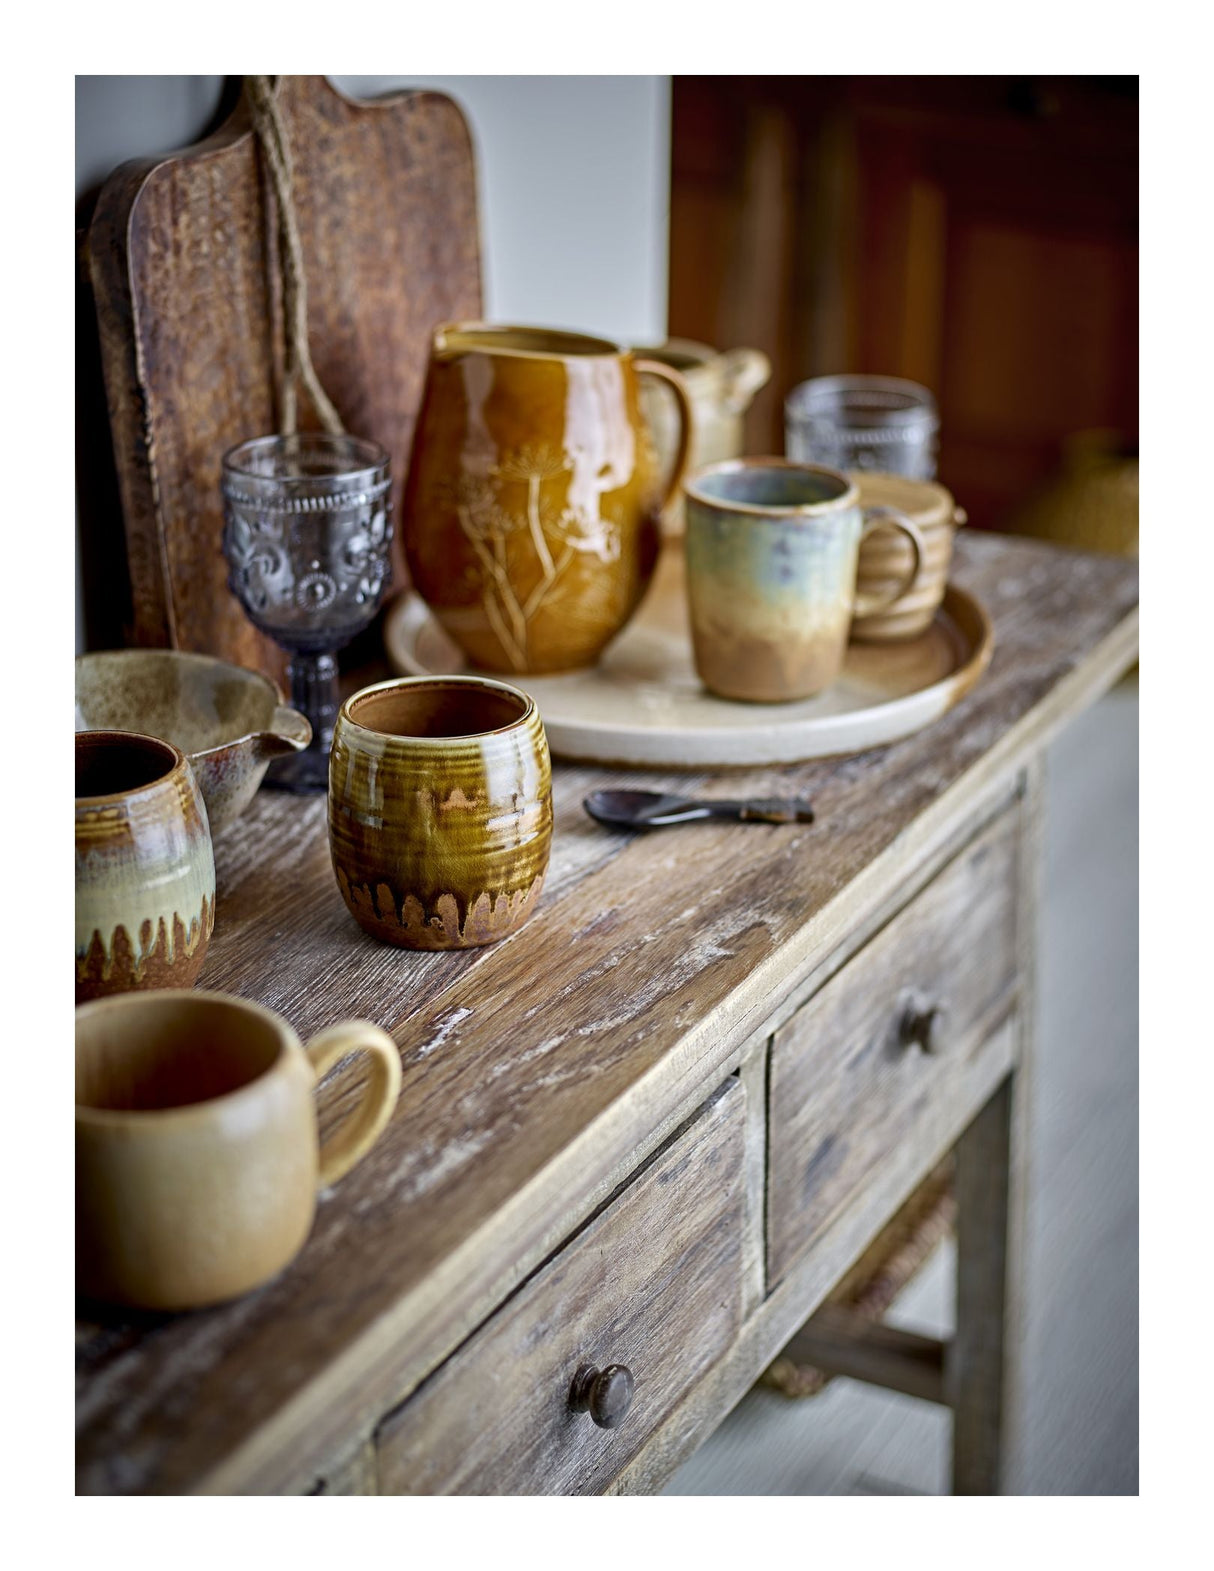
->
[{"left": 668, "top": 75, "right": 1138, "bottom": 532}]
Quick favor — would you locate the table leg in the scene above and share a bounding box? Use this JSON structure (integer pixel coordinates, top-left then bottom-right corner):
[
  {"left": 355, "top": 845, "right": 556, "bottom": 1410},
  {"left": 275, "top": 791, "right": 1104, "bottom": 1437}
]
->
[{"left": 948, "top": 762, "right": 1041, "bottom": 1493}]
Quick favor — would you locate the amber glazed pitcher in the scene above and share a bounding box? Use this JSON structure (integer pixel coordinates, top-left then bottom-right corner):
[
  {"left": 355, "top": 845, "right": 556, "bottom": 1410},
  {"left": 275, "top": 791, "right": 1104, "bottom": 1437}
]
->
[{"left": 402, "top": 324, "right": 693, "bottom": 674}]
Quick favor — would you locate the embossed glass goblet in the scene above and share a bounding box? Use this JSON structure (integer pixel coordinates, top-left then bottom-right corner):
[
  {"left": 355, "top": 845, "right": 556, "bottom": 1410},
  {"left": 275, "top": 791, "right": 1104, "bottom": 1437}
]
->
[{"left": 221, "top": 434, "right": 393, "bottom": 792}]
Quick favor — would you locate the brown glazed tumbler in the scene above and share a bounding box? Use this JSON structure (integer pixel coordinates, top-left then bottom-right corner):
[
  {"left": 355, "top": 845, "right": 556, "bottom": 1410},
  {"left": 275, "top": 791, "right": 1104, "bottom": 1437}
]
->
[{"left": 328, "top": 675, "right": 553, "bottom": 950}]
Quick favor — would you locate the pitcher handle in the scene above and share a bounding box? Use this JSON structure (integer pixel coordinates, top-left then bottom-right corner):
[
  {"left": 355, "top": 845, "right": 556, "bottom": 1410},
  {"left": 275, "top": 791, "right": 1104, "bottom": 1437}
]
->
[
  {"left": 634, "top": 358, "right": 695, "bottom": 519},
  {"left": 852, "top": 507, "right": 925, "bottom": 620},
  {"left": 305, "top": 1021, "right": 402, "bottom": 1188}
]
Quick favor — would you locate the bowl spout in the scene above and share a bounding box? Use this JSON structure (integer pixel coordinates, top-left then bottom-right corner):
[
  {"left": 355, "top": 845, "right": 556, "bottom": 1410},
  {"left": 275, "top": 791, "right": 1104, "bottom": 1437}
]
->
[{"left": 252, "top": 705, "right": 313, "bottom": 761}]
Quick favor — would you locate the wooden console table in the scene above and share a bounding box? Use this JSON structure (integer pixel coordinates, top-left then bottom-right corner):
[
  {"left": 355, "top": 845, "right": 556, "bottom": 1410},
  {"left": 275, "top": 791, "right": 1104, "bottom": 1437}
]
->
[{"left": 75, "top": 530, "right": 1138, "bottom": 1495}]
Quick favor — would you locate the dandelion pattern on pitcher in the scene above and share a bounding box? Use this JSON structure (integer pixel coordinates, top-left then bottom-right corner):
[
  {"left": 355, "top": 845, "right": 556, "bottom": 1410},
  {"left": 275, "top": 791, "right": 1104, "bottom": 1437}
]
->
[{"left": 442, "top": 442, "right": 624, "bottom": 671}]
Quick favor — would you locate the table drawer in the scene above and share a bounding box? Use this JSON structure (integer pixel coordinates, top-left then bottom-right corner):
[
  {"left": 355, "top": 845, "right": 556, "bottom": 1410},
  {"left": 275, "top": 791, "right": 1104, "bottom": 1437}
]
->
[
  {"left": 768, "top": 809, "right": 1021, "bottom": 1289},
  {"left": 375, "top": 1078, "right": 745, "bottom": 1494}
]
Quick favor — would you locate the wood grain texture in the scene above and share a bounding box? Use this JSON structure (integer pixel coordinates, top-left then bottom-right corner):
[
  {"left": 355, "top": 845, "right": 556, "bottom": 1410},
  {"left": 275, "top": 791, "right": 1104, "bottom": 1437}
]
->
[
  {"left": 777, "top": 1304, "right": 947, "bottom": 1406},
  {"left": 607, "top": 1012, "right": 1018, "bottom": 1495},
  {"left": 949, "top": 758, "right": 1043, "bottom": 1493},
  {"left": 767, "top": 806, "right": 1020, "bottom": 1287},
  {"left": 375, "top": 1081, "right": 744, "bottom": 1495},
  {"left": 75, "top": 532, "right": 1137, "bottom": 1495},
  {"left": 87, "top": 75, "right": 482, "bottom": 677}
]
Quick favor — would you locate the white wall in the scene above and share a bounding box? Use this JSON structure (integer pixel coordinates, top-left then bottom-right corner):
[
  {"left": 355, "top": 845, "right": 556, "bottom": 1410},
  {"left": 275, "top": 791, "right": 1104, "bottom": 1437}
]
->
[
  {"left": 75, "top": 74, "right": 672, "bottom": 651},
  {"left": 336, "top": 76, "right": 670, "bottom": 342}
]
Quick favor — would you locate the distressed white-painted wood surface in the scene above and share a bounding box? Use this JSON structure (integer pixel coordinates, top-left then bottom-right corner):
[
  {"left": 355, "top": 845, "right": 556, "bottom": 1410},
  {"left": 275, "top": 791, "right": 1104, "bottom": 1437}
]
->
[{"left": 76, "top": 531, "right": 1138, "bottom": 1495}]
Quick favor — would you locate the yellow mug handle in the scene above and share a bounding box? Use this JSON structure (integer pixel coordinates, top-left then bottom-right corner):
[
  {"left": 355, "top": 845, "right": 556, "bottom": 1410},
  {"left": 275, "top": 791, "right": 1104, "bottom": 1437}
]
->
[
  {"left": 305, "top": 1021, "right": 402, "bottom": 1188},
  {"left": 852, "top": 507, "right": 926, "bottom": 620},
  {"left": 634, "top": 358, "right": 695, "bottom": 519}
]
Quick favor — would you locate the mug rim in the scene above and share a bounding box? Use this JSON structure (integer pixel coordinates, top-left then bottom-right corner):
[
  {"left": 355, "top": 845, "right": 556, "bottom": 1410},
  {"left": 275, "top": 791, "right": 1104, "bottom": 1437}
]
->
[
  {"left": 75, "top": 729, "right": 187, "bottom": 809},
  {"left": 432, "top": 320, "right": 626, "bottom": 361},
  {"left": 339, "top": 675, "right": 539, "bottom": 743},
  {"left": 74, "top": 990, "right": 298, "bottom": 1127},
  {"left": 683, "top": 457, "right": 860, "bottom": 518}
]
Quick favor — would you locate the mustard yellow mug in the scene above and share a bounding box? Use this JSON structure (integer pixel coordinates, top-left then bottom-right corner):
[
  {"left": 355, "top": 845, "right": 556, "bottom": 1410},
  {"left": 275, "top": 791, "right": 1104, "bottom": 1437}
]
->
[{"left": 76, "top": 990, "right": 402, "bottom": 1310}]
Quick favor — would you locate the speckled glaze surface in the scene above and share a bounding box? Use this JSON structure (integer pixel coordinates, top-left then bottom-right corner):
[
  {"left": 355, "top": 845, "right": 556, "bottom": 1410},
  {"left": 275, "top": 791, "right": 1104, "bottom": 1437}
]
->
[
  {"left": 75, "top": 650, "right": 311, "bottom": 832},
  {"left": 329, "top": 676, "right": 553, "bottom": 950},
  {"left": 685, "top": 461, "right": 862, "bottom": 702},
  {"left": 76, "top": 991, "right": 401, "bottom": 1309},
  {"left": 76, "top": 732, "right": 216, "bottom": 1003},
  {"left": 402, "top": 324, "right": 692, "bottom": 675},
  {"left": 684, "top": 459, "right": 923, "bottom": 703}
]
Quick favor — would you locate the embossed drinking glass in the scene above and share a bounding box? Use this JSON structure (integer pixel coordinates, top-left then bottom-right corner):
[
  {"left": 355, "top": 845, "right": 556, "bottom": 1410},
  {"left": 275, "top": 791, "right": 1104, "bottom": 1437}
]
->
[
  {"left": 785, "top": 374, "right": 939, "bottom": 480},
  {"left": 221, "top": 434, "right": 393, "bottom": 792}
]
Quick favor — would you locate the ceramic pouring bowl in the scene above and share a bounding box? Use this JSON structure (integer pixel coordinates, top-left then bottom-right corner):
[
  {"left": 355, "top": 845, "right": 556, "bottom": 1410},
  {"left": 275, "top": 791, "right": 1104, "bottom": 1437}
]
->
[
  {"left": 75, "top": 650, "right": 312, "bottom": 832},
  {"left": 329, "top": 675, "right": 553, "bottom": 950}
]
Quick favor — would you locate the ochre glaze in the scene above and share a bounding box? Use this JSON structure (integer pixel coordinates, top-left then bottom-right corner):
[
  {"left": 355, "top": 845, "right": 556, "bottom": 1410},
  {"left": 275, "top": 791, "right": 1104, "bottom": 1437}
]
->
[
  {"left": 329, "top": 676, "right": 553, "bottom": 951},
  {"left": 75, "top": 731, "right": 216, "bottom": 1004},
  {"left": 402, "top": 324, "right": 691, "bottom": 674}
]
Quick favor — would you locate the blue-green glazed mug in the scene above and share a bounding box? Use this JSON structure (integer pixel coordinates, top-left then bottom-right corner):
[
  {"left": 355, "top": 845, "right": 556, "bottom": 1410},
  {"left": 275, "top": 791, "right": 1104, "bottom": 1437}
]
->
[{"left": 683, "top": 458, "right": 924, "bottom": 702}]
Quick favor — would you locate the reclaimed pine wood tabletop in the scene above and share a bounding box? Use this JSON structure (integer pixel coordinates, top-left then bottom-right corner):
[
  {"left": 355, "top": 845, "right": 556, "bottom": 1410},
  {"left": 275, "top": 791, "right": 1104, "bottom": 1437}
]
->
[{"left": 75, "top": 529, "right": 1138, "bottom": 1494}]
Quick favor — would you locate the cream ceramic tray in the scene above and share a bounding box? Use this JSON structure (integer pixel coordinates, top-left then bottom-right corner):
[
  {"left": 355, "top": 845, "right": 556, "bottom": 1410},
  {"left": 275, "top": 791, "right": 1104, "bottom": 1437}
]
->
[{"left": 383, "top": 548, "right": 993, "bottom": 768}]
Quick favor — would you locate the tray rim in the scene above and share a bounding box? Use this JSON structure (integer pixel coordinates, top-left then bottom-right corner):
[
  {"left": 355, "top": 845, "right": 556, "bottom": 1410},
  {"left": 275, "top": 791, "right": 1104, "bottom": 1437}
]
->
[{"left": 383, "top": 580, "right": 994, "bottom": 768}]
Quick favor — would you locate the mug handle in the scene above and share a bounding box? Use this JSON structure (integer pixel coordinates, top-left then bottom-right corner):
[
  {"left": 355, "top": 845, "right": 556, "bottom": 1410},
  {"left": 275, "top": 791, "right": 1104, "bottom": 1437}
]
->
[
  {"left": 852, "top": 507, "right": 926, "bottom": 619},
  {"left": 634, "top": 358, "right": 695, "bottom": 519},
  {"left": 305, "top": 1022, "right": 403, "bottom": 1188}
]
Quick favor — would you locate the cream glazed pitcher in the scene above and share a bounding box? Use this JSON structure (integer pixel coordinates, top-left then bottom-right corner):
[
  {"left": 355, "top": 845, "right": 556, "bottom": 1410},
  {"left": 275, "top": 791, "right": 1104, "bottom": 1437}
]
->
[{"left": 634, "top": 337, "right": 772, "bottom": 535}]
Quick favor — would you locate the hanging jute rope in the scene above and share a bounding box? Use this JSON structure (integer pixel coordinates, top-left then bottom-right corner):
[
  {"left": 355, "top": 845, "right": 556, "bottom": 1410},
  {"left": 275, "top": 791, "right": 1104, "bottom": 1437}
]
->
[{"left": 244, "top": 75, "right": 345, "bottom": 436}]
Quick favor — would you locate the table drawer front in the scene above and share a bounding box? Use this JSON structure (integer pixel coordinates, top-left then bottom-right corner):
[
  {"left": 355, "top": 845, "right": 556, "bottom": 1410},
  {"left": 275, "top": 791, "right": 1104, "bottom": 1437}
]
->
[
  {"left": 375, "top": 1079, "right": 745, "bottom": 1494},
  {"left": 768, "top": 809, "right": 1021, "bottom": 1289}
]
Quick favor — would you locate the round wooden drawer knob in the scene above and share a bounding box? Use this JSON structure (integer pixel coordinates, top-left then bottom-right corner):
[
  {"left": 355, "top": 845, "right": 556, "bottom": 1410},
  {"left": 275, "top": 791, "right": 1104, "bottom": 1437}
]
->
[
  {"left": 899, "top": 992, "right": 949, "bottom": 1054},
  {"left": 570, "top": 1362, "right": 635, "bottom": 1429}
]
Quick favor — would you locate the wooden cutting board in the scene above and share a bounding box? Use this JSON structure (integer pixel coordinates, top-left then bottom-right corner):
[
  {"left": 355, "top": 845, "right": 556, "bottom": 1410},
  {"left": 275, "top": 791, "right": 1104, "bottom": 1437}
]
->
[{"left": 87, "top": 75, "right": 483, "bottom": 681}]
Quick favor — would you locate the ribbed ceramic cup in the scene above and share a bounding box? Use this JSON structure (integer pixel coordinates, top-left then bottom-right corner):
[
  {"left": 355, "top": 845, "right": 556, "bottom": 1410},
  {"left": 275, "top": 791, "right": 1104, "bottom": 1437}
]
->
[
  {"left": 851, "top": 472, "right": 966, "bottom": 642},
  {"left": 76, "top": 731, "right": 216, "bottom": 1004},
  {"left": 76, "top": 990, "right": 401, "bottom": 1310},
  {"left": 683, "top": 459, "right": 924, "bottom": 702},
  {"left": 329, "top": 676, "right": 553, "bottom": 949}
]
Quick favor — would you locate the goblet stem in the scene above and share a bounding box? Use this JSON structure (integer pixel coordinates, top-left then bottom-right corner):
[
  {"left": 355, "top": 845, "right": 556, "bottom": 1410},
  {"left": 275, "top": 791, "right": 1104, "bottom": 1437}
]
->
[{"left": 265, "top": 651, "right": 340, "bottom": 794}]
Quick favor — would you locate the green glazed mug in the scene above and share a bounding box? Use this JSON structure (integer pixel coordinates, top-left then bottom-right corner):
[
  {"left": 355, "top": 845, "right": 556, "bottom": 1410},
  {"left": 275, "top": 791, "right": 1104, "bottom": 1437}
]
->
[
  {"left": 329, "top": 675, "right": 553, "bottom": 950},
  {"left": 683, "top": 458, "right": 924, "bottom": 702}
]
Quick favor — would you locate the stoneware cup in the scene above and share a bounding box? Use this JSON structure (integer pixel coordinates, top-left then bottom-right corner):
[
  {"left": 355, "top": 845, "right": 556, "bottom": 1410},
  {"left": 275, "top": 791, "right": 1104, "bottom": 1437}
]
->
[
  {"left": 329, "top": 675, "right": 553, "bottom": 950},
  {"left": 76, "top": 731, "right": 216, "bottom": 1005},
  {"left": 76, "top": 990, "right": 402, "bottom": 1311},
  {"left": 402, "top": 323, "right": 693, "bottom": 675},
  {"left": 850, "top": 472, "right": 966, "bottom": 642},
  {"left": 683, "top": 458, "right": 925, "bottom": 703}
]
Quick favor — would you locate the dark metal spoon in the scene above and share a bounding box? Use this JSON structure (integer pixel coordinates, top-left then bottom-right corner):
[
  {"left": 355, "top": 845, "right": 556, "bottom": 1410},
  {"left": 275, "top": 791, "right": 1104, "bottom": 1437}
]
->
[{"left": 584, "top": 789, "right": 814, "bottom": 830}]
